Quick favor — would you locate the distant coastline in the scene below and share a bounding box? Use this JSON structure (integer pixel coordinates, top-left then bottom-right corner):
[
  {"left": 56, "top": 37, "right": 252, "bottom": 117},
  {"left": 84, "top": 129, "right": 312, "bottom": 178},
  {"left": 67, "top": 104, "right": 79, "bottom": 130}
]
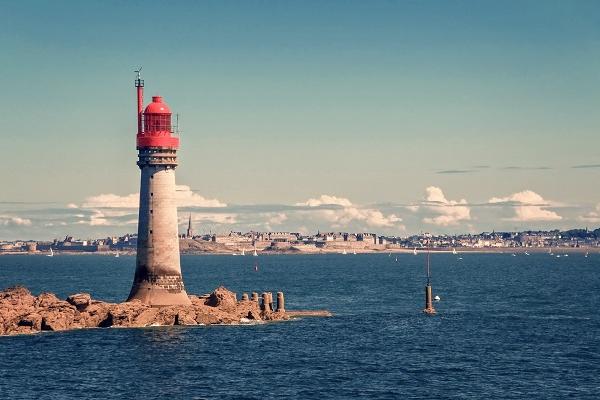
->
[{"left": 1, "top": 245, "right": 596, "bottom": 256}]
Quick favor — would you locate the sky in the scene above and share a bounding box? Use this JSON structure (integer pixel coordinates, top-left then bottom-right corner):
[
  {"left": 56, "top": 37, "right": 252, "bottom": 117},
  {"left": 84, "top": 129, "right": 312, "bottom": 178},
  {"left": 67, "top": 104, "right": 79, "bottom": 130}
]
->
[{"left": 1, "top": 0, "right": 599, "bottom": 240}]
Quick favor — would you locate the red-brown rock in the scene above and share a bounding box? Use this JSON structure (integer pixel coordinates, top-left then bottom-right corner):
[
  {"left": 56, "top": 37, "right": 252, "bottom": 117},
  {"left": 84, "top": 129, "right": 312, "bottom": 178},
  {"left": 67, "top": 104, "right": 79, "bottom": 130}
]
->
[{"left": 0, "top": 286, "right": 297, "bottom": 336}]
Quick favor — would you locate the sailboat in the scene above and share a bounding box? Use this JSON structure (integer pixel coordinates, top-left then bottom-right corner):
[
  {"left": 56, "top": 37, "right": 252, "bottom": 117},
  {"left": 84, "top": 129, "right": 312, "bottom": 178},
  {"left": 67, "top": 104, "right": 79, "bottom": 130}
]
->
[
  {"left": 241, "top": 248, "right": 245, "bottom": 256},
  {"left": 413, "top": 247, "right": 418, "bottom": 256},
  {"left": 253, "top": 247, "right": 258, "bottom": 257},
  {"left": 452, "top": 248, "right": 457, "bottom": 255},
  {"left": 585, "top": 251, "right": 589, "bottom": 258},
  {"left": 115, "top": 250, "right": 119, "bottom": 258},
  {"left": 47, "top": 247, "right": 54, "bottom": 257},
  {"left": 342, "top": 249, "right": 347, "bottom": 255},
  {"left": 352, "top": 250, "right": 357, "bottom": 255}
]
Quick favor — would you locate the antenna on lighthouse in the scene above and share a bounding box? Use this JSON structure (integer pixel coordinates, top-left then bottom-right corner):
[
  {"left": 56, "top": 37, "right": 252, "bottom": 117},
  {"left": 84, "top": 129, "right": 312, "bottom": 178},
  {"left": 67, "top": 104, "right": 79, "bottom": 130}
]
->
[{"left": 134, "top": 67, "right": 144, "bottom": 135}]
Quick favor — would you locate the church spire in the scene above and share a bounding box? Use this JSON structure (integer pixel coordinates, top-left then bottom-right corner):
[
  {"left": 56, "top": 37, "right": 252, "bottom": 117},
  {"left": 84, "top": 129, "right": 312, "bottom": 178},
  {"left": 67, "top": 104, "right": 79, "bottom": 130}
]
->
[{"left": 186, "top": 213, "right": 193, "bottom": 238}]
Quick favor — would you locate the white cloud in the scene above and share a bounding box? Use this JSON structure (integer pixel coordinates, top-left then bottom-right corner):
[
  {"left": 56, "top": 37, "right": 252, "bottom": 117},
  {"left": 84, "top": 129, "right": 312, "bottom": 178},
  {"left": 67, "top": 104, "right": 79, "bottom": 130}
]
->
[
  {"left": 266, "top": 212, "right": 288, "bottom": 225},
  {"left": 83, "top": 193, "right": 138, "bottom": 208},
  {"left": 422, "top": 186, "right": 471, "bottom": 226},
  {"left": 174, "top": 185, "right": 227, "bottom": 208},
  {"left": 297, "top": 195, "right": 402, "bottom": 228},
  {"left": 67, "top": 203, "right": 79, "bottom": 209},
  {"left": 0, "top": 216, "right": 32, "bottom": 226},
  {"left": 82, "top": 185, "right": 226, "bottom": 208},
  {"left": 578, "top": 203, "right": 600, "bottom": 223},
  {"left": 296, "top": 195, "right": 353, "bottom": 207},
  {"left": 489, "top": 190, "right": 561, "bottom": 221},
  {"left": 191, "top": 213, "right": 238, "bottom": 225}
]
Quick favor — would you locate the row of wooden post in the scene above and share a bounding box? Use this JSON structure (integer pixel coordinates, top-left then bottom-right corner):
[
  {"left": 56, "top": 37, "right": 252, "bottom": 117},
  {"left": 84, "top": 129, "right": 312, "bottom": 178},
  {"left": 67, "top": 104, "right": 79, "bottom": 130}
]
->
[{"left": 241, "top": 291, "right": 285, "bottom": 312}]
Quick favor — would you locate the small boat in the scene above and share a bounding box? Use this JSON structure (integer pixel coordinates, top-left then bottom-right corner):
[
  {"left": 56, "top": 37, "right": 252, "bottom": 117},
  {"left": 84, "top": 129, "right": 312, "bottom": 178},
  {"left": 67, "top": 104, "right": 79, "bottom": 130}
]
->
[
  {"left": 585, "top": 252, "right": 589, "bottom": 258},
  {"left": 253, "top": 248, "right": 258, "bottom": 257},
  {"left": 524, "top": 252, "right": 530, "bottom": 256},
  {"left": 47, "top": 247, "right": 54, "bottom": 257},
  {"left": 434, "top": 295, "right": 440, "bottom": 302},
  {"left": 457, "top": 256, "right": 463, "bottom": 260},
  {"left": 388, "top": 252, "right": 391, "bottom": 257},
  {"left": 241, "top": 249, "right": 245, "bottom": 256},
  {"left": 452, "top": 248, "right": 457, "bottom": 255},
  {"left": 115, "top": 251, "right": 119, "bottom": 258},
  {"left": 564, "top": 254, "right": 569, "bottom": 257},
  {"left": 556, "top": 255, "right": 561, "bottom": 258},
  {"left": 253, "top": 261, "right": 259, "bottom": 272},
  {"left": 395, "top": 256, "right": 398, "bottom": 262},
  {"left": 413, "top": 248, "right": 418, "bottom": 256},
  {"left": 512, "top": 253, "right": 517, "bottom": 257},
  {"left": 342, "top": 249, "right": 347, "bottom": 255}
]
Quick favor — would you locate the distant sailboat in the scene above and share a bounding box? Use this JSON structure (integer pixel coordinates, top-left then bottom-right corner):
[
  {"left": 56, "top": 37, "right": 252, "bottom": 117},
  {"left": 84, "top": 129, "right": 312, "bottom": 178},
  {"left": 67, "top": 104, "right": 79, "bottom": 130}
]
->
[
  {"left": 253, "top": 260, "right": 259, "bottom": 272},
  {"left": 353, "top": 250, "right": 357, "bottom": 255},
  {"left": 241, "top": 248, "right": 245, "bottom": 256},
  {"left": 434, "top": 295, "right": 441, "bottom": 302},
  {"left": 413, "top": 247, "right": 418, "bottom": 256},
  {"left": 47, "top": 247, "right": 54, "bottom": 257},
  {"left": 585, "top": 251, "right": 589, "bottom": 258},
  {"left": 549, "top": 248, "right": 553, "bottom": 255},
  {"left": 115, "top": 250, "right": 119, "bottom": 258},
  {"left": 452, "top": 248, "right": 457, "bottom": 255},
  {"left": 342, "top": 249, "right": 347, "bottom": 255},
  {"left": 253, "top": 247, "right": 258, "bottom": 257},
  {"left": 524, "top": 252, "right": 530, "bottom": 256}
]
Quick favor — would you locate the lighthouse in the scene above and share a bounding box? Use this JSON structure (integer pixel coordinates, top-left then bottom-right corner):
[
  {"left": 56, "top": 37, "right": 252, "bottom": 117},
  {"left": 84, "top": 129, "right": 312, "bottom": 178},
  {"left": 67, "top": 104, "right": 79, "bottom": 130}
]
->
[{"left": 127, "top": 71, "right": 191, "bottom": 306}]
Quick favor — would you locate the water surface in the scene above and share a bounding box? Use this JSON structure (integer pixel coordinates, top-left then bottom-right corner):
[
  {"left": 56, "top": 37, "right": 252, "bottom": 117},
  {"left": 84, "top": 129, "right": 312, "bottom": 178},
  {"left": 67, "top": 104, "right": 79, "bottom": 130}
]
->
[{"left": 1, "top": 253, "right": 598, "bottom": 399}]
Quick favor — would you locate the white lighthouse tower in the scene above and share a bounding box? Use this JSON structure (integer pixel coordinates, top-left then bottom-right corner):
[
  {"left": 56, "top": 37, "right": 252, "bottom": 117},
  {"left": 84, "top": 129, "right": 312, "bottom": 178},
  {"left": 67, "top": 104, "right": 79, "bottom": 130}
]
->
[{"left": 127, "top": 71, "right": 191, "bottom": 306}]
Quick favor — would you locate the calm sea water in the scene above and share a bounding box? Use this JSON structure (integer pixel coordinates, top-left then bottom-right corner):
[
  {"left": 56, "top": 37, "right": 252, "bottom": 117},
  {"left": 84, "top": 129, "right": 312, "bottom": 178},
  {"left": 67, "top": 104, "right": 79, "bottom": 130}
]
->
[{"left": 0, "top": 253, "right": 599, "bottom": 399}]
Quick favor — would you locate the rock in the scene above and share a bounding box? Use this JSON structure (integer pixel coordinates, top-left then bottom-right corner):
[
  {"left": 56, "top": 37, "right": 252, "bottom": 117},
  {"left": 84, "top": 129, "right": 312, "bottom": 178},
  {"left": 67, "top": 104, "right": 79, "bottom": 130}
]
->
[
  {"left": 18, "top": 313, "right": 42, "bottom": 330},
  {"left": 204, "top": 286, "right": 237, "bottom": 310},
  {"left": 66, "top": 293, "right": 91, "bottom": 311},
  {"left": 40, "top": 307, "right": 77, "bottom": 331},
  {"left": 107, "top": 301, "right": 150, "bottom": 327},
  {"left": 79, "top": 302, "right": 112, "bottom": 327},
  {"left": 0, "top": 286, "right": 35, "bottom": 308},
  {"left": 0, "top": 285, "right": 301, "bottom": 335},
  {"left": 175, "top": 309, "right": 197, "bottom": 326},
  {"left": 35, "top": 293, "right": 61, "bottom": 308}
]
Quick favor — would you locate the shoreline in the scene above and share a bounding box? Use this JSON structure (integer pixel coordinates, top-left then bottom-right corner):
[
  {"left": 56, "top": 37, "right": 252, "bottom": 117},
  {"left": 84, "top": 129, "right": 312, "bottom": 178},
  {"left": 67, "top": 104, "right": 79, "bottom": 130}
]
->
[{"left": 1, "top": 246, "right": 597, "bottom": 256}]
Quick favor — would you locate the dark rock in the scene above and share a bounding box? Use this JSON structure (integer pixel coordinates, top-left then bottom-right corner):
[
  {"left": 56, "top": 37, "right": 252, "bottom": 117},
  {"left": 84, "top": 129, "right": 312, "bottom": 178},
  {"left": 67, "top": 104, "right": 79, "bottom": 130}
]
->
[
  {"left": 66, "top": 293, "right": 91, "bottom": 311},
  {"left": 204, "top": 286, "right": 237, "bottom": 310}
]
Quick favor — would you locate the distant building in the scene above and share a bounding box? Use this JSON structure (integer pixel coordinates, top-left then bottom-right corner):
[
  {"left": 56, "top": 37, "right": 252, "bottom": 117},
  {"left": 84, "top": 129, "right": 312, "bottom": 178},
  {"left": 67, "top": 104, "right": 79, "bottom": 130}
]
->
[{"left": 186, "top": 214, "right": 194, "bottom": 238}]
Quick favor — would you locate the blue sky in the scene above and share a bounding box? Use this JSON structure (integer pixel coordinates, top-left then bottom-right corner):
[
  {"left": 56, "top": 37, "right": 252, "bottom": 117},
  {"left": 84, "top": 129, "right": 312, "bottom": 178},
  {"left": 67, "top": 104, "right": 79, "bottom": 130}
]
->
[{"left": 1, "top": 1, "right": 599, "bottom": 239}]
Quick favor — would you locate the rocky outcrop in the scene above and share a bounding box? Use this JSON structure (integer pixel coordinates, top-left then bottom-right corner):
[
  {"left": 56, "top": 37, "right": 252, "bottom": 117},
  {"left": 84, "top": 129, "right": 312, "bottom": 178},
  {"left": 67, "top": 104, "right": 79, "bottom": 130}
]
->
[{"left": 0, "top": 286, "right": 291, "bottom": 336}]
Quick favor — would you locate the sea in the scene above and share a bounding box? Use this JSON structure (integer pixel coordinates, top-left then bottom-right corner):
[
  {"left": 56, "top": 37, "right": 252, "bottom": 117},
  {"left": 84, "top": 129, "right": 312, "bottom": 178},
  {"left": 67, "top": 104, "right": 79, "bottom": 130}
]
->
[{"left": 0, "top": 253, "right": 598, "bottom": 399}]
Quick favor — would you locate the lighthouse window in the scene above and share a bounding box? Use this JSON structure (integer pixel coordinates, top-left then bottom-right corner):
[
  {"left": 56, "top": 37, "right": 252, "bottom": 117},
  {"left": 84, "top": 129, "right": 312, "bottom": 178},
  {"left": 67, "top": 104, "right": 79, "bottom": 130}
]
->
[
  {"left": 150, "top": 230, "right": 153, "bottom": 234},
  {"left": 151, "top": 193, "right": 153, "bottom": 196},
  {"left": 150, "top": 210, "right": 153, "bottom": 214}
]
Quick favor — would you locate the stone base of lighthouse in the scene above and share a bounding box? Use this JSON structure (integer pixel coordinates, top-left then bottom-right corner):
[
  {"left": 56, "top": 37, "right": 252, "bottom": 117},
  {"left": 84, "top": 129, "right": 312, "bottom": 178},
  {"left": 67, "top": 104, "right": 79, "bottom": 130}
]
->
[{"left": 127, "top": 149, "right": 191, "bottom": 307}]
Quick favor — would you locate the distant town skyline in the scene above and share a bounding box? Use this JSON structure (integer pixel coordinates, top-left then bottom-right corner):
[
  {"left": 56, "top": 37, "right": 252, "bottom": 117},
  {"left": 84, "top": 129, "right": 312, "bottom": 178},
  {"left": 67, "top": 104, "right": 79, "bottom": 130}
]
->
[{"left": 1, "top": 1, "right": 600, "bottom": 239}]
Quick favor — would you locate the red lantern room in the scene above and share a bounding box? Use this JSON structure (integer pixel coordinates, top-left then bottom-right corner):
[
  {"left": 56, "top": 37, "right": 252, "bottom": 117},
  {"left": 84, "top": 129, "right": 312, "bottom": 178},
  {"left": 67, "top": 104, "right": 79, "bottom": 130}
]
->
[{"left": 136, "top": 85, "right": 179, "bottom": 149}]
